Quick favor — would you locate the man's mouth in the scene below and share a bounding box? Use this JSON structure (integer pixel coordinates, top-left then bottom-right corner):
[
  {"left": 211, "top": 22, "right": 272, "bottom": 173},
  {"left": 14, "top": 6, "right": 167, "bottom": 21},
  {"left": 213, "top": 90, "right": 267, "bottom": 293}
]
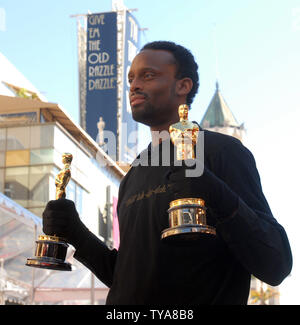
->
[{"left": 130, "top": 95, "right": 146, "bottom": 107}]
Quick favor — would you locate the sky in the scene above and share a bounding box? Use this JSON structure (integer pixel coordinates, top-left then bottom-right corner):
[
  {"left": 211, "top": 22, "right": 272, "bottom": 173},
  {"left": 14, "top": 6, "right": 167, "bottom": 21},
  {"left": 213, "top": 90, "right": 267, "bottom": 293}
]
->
[{"left": 0, "top": 0, "right": 300, "bottom": 304}]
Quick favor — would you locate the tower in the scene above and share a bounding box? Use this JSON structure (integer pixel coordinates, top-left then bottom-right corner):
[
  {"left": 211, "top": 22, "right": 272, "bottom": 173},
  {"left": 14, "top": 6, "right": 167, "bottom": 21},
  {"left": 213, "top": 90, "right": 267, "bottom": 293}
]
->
[{"left": 200, "top": 82, "right": 245, "bottom": 142}]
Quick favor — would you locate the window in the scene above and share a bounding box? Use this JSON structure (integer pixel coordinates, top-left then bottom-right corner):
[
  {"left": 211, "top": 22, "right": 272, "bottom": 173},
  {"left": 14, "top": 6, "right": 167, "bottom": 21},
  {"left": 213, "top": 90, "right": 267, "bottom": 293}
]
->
[
  {"left": 76, "top": 184, "right": 83, "bottom": 216},
  {"left": 6, "top": 150, "right": 30, "bottom": 166},
  {"left": 28, "top": 165, "right": 52, "bottom": 207},
  {"left": 5, "top": 167, "right": 29, "bottom": 207},
  {"left": 0, "top": 168, "right": 4, "bottom": 192},
  {"left": 0, "top": 128, "right": 6, "bottom": 151},
  {"left": 7, "top": 127, "right": 30, "bottom": 150},
  {"left": 0, "top": 152, "right": 5, "bottom": 167},
  {"left": 0, "top": 112, "right": 37, "bottom": 124},
  {"left": 30, "top": 148, "right": 54, "bottom": 165},
  {"left": 53, "top": 126, "right": 76, "bottom": 158},
  {"left": 30, "top": 125, "right": 54, "bottom": 149},
  {"left": 66, "top": 178, "right": 76, "bottom": 202}
]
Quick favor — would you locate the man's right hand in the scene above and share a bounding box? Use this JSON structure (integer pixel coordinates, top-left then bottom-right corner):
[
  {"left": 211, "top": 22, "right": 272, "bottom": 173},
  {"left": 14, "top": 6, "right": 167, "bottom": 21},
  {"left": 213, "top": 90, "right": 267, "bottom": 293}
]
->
[{"left": 42, "top": 198, "right": 89, "bottom": 248}]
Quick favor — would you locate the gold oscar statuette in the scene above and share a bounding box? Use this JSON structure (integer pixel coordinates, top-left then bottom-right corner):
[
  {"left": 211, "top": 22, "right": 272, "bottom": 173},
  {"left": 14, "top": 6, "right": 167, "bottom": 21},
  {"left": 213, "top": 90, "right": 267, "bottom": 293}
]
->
[
  {"left": 161, "top": 104, "right": 216, "bottom": 243},
  {"left": 26, "top": 153, "right": 73, "bottom": 271}
]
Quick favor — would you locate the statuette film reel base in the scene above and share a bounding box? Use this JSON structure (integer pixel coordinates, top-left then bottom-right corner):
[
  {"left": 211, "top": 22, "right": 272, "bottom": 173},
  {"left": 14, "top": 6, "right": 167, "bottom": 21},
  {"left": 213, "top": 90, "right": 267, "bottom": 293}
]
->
[
  {"left": 161, "top": 198, "right": 216, "bottom": 244},
  {"left": 26, "top": 235, "right": 71, "bottom": 271}
]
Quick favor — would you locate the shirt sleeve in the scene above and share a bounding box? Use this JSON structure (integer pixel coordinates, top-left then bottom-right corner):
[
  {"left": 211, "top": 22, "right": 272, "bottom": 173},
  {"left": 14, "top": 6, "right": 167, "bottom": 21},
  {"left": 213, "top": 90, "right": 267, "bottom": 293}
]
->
[
  {"left": 211, "top": 140, "right": 293, "bottom": 286},
  {"left": 72, "top": 171, "right": 131, "bottom": 288},
  {"left": 73, "top": 230, "right": 118, "bottom": 288}
]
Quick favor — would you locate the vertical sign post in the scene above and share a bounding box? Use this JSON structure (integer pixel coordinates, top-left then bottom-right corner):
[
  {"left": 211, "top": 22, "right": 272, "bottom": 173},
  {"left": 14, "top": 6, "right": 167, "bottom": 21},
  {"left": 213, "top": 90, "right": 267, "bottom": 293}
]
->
[{"left": 119, "top": 11, "right": 140, "bottom": 163}]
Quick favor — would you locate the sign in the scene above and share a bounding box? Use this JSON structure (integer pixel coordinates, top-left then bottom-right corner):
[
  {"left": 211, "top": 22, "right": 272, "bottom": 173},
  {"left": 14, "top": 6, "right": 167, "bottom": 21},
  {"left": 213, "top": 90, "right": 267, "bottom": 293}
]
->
[
  {"left": 86, "top": 12, "right": 118, "bottom": 148},
  {"left": 119, "top": 11, "right": 140, "bottom": 163}
]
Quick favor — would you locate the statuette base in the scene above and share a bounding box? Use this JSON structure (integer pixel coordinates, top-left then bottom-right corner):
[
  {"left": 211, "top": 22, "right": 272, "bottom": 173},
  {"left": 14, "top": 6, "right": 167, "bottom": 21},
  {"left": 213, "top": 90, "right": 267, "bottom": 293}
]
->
[
  {"left": 161, "top": 224, "right": 216, "bottom": 244},
  {"left": 161, "top": 197, "right": 216, "bottom": 244},
  {"left": 26, "top": 235, "right": 72, "bottom": 271}
]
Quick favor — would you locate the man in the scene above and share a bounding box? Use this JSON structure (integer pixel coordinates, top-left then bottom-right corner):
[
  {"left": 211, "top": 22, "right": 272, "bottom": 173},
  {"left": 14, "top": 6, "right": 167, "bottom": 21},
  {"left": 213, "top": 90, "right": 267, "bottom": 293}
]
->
[{"left": 43, "top": 41, "right": 292, "bottom": 304}]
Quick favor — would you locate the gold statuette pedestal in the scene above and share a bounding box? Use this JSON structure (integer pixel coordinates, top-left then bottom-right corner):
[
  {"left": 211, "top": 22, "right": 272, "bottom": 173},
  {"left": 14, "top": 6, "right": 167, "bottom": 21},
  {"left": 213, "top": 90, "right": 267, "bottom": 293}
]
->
[
  {"left": 161, "top": 198, "right": 216, "bottom": 243},
  {"left": 26, "top": 235, "right": 71, "bottom": 271},
  {"left": 161, "top": 105, "right": 216, "bottom": 243},
  {"left": 26, "top": 153, "right": 73, "bottom": 271}
]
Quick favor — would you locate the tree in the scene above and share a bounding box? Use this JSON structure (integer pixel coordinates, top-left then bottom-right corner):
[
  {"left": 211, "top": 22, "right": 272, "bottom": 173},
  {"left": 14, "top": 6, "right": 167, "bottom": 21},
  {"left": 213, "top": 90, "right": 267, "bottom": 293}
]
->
[{"left": 250, "top": 279, "right": 279, "bottom": 305}]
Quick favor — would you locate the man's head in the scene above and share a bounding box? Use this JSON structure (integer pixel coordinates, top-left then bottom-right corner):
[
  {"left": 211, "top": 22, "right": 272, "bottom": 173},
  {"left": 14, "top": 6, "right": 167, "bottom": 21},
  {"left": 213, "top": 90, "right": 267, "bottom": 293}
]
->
[
  {"left": 128, "top": 41, "right": 199, "bottom": 131},
  {"left": 141, "top": 41, "right": 199, "bottom": 105}
]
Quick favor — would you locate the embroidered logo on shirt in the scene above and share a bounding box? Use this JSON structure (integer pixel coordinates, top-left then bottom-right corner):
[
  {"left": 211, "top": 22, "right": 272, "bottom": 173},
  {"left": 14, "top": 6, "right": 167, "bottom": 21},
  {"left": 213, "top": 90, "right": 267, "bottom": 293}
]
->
[{"left": 125, "top": 183, "right": 173, "bottom": 207}]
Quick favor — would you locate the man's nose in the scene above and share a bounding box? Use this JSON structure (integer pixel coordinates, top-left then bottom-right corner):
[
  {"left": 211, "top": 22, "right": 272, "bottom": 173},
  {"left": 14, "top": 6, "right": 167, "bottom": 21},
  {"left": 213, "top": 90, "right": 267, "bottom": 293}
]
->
[{"left": 129, "top": 77, "right": 143, "bottom": 92}]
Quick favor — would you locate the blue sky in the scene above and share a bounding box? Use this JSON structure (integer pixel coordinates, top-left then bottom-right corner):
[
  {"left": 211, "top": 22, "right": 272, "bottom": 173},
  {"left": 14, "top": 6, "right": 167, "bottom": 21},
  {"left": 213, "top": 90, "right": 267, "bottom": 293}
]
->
[
  {"left": 1, "top": 0, "right": 300, "bottom": 303},
  {"left": 1, "top": 0, "right": 299, "bottom": 128}
]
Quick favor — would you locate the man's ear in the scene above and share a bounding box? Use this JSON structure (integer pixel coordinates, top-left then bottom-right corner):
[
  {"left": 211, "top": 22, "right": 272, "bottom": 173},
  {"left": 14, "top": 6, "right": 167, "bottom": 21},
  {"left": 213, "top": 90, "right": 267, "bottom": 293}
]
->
[{"left": 176, "top": 78, "right": 193, "bottom": 97}]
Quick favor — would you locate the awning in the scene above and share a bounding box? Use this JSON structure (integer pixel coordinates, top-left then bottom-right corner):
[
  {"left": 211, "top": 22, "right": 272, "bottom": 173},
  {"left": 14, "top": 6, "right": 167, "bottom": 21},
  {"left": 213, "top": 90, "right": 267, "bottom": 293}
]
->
[
  {"left": 0, "top": 192, "right": 109, "bottom": 304},
  {"left": 0, "top": 192, "right": 42, "bottom": 228}
]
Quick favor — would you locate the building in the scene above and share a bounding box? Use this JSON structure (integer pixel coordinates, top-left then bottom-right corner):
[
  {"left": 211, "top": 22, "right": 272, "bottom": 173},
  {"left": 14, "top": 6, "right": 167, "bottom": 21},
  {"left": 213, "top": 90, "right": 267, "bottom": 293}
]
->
[
  {"left": 0, "top": 52, "right": 47, "bottom": 102},
  {"left": 0, "top": 94, "right": 125, "bottom": 304},
  {"left": 200, "top": 81, "right": 245, "bottom": 142},
  {"left": 0, "top": 52, "right": 125, "bottom": 304}
]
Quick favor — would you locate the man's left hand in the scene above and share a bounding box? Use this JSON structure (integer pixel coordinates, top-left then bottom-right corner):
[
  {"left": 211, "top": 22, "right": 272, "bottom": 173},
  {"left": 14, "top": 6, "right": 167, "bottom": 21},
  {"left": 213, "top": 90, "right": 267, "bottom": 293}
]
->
[{"left": 166, "top": 160, "right": 239, "bottom": 220}]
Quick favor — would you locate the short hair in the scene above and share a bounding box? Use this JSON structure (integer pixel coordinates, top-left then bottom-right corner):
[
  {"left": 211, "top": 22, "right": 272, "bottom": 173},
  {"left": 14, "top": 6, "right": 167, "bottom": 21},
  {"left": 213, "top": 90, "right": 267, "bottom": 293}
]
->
[{"left": 141, "top": 41, "right": 199, "bottom": 105}]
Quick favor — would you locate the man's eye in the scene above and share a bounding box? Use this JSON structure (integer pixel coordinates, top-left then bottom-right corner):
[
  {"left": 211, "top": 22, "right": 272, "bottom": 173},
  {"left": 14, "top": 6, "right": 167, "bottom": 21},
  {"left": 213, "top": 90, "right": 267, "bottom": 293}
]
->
[{"left": 144, "top": 73, "right": 154, "bottom": 79}]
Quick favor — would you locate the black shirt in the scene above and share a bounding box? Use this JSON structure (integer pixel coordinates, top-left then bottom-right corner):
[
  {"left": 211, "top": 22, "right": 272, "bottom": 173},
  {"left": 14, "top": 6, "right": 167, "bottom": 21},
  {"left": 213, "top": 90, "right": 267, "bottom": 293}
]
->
[{"left": 74, "top": 129, "right": 292, "bottom": 305}]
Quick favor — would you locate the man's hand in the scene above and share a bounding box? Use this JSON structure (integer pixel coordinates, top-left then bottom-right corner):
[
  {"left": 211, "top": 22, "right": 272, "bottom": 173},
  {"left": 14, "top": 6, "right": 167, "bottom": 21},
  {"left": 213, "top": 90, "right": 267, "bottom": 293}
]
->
[
  {"left": 166, "top": 160, "right": 239, "bottom": 220},
  {"left": 42, "top": 198, "right": 89, "bottom": 248}
]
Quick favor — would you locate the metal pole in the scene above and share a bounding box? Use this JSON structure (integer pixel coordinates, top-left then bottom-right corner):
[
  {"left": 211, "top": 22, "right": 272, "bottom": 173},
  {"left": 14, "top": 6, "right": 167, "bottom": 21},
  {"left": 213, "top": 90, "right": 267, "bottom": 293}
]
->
[
  {"left": 90, "top": 272, "right": 95, "bottom": 305},
  {"left": 0, "top": 258, "right": 5, "bottom": 305},
  {"left": 30, "top": 225, "right": 37, "bottom": 304}
]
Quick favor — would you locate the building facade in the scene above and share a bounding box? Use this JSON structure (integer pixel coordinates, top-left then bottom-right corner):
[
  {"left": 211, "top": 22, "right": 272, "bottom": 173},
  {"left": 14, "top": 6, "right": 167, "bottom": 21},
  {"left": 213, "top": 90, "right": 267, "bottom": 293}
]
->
[{"left": 0, "top": 95, "right": 124, "bottom": 242}]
